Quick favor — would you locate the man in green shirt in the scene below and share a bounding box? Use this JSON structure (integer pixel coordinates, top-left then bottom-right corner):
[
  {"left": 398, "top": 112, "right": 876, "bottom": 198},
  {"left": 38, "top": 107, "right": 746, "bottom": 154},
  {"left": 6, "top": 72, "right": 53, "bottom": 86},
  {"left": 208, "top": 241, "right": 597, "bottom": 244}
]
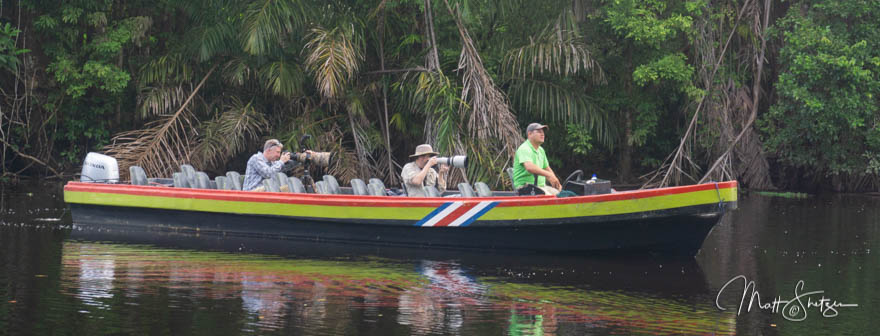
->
[{"left": 512, "top": 123, "right": 561, "bottom": 195}]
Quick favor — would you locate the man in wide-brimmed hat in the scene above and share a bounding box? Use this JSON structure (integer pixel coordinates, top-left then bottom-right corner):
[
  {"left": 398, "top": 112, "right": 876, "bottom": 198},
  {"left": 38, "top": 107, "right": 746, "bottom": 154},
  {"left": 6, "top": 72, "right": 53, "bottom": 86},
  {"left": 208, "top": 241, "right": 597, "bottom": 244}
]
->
[
  {"left": 401, "top": 144, "right": 449, "bottom": 197},
  {"left": 512, "top": 123, "right": 561, "bottom": 195}
]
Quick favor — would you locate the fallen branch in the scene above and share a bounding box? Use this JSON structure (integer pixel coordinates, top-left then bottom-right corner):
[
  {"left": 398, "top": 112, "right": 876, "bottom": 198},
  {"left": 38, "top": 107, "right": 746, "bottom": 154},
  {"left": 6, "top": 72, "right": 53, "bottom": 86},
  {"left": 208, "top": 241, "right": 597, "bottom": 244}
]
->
[{"left": 0, "top": 136, "right": 62, "bottom": 177}]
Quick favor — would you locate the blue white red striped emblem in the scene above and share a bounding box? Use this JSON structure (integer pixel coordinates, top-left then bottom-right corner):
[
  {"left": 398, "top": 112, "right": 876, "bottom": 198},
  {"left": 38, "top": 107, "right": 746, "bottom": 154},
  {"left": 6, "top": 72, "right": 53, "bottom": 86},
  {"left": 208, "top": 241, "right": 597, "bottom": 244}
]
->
[{"left": 414, "top": 201, "right": 499, "bottom": 227}]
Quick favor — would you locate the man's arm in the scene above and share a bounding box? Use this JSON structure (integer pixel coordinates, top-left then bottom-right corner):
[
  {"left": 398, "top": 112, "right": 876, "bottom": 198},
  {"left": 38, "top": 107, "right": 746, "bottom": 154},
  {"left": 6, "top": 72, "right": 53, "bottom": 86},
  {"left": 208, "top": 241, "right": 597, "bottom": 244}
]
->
[
  {"left": 436, "top": 166, "right": 448, "bottom": 191},
  {"left": 410, "top": 158, "right": 438, "bottom": 186},
  {"left": 254, "top": 159, "right": 283, "bottom": 179},
  {"left": 545, "top": 166, "right": 562, "bottom": 189},
  {"left": 523, "top": 161, "right": 561, "bottom": 189}
]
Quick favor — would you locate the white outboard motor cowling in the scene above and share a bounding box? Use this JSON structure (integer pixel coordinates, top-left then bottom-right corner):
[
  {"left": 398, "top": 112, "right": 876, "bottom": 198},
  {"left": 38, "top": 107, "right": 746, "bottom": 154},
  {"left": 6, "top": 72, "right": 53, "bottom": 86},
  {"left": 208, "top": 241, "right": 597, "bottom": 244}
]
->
[{"left": 81, "top": 152, "right": 119, "bottom": 183}]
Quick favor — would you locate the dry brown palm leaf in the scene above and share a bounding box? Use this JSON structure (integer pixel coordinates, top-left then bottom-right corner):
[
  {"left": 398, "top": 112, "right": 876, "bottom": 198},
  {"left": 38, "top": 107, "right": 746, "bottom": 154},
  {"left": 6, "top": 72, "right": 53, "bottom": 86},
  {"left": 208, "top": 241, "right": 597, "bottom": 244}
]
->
[
  {"left": 104, "top": 109, "right": 199, "bottom": 180},
  {"left": 342, "top": 92, "right": 379, "bottom": 179},
  {"left": 104, "top": 65, "right": 217, "bottom": 180},
  {"left": 191, "top": 97, "right": 269, "bottom": 171},
  {"left": 138, "top": 86, "right": 188, "bottom": 118},
  {"left": 443, "top": 0, "right": 522, "bottom": 157}
]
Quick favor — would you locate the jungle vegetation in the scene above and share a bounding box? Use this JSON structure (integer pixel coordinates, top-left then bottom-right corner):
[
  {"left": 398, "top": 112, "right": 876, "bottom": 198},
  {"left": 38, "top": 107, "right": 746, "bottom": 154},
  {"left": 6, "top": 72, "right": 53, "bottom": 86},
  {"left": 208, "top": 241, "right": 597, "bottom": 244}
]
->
[{"left": 1, "top": 0, "right": 878, "bottom": 192}]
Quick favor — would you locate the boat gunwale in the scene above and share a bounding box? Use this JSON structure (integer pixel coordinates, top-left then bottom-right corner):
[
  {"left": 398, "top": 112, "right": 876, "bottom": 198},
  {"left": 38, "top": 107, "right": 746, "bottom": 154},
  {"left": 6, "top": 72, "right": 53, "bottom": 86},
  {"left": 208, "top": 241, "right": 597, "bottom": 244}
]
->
[{"left": 64, "top": 180, "right": 738, "bottom": 208}]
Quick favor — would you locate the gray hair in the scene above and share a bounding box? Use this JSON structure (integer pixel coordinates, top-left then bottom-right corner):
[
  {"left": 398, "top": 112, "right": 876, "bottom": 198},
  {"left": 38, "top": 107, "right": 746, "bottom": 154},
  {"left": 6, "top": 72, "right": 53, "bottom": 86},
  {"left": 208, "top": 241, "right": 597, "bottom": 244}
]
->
[{"left": 263, "top": 139, "right": 283, "bottom": 152}]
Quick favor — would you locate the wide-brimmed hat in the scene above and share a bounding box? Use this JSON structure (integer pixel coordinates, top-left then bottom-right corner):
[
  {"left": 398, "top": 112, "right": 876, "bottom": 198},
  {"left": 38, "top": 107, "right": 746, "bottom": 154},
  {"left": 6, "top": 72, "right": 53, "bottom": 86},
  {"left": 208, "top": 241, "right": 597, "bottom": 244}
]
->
[
  {"left": 526, "top": 123, "right": 549, "bottom": 133},
  {"left": 409, "top": 144, "right": 439, "bottom": 157}
]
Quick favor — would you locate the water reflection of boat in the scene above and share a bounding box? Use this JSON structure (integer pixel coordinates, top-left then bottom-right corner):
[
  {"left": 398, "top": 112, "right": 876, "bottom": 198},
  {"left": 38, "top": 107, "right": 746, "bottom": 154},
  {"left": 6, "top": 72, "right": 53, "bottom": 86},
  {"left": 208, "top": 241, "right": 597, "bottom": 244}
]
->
[
  {"left": 63, "top": 179, "right": 737, "bottom": 255},
  {"left": 59, "top": 236, "right": 737, "bottom": 335},
  {"left": 69, "top": 225, "right": 713, "bottom": 295}
]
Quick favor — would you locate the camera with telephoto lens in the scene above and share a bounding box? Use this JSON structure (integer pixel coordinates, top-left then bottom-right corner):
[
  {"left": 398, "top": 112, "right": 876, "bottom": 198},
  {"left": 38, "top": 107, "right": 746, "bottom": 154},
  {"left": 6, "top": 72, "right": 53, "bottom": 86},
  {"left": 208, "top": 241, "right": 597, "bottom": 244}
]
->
[
  {"left": 282, "top": 134, "right": 333, "bottom": 167},
  {"left": 282, "top": 150, "right": 332, "bottom": 167},
  {"left": 292, "top": 151, "right": 332, "bottom": 167},
  {"left": 434, "top": 155, "right": 467, "bottom": 169}
]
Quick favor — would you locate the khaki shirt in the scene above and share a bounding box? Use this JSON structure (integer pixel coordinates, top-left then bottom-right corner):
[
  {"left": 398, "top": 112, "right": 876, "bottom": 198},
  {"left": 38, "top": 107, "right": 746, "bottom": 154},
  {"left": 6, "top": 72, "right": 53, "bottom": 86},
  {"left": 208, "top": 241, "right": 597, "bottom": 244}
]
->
[{"left": 401, "top": 162, "right": 446, "bottom": 197}]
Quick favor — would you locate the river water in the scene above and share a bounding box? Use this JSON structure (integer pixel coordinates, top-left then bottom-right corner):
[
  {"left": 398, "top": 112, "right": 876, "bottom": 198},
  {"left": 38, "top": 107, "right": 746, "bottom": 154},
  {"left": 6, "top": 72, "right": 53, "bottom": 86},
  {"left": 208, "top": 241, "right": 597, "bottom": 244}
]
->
[{"left": 1, "top": 181, "right": 877, "bottom": 336}]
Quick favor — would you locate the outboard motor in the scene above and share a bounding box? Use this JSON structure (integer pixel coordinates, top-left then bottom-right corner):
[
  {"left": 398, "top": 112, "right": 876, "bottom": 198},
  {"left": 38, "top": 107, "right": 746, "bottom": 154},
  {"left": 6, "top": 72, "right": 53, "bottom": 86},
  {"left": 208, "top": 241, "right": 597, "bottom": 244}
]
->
[{"left": 80, "top": 152, "right": 119, "bottom": 183}]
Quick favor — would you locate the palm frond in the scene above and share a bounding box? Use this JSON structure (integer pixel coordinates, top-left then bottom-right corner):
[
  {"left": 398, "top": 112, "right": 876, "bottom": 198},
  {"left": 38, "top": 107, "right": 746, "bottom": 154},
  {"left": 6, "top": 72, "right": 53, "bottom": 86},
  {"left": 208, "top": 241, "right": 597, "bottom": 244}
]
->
[
  {"left": 222, "top": 58, "right": 258, "bottom": 87},
  {"left": 242, "top": 0, "right": 309, "bottom": 55},
  {"left": 505, "top": 77, "right": 614, "bottom": 147},
  {"left": 138, "top": 54, "right": 194, "bottom": 86},
  {"left": 444, "top": 0, "right": 522, "bottom": 157},
  {"left": 503, "top": 10, "right": 604, "bottom": 82},
  {"left": 304, "top": 24, "right": 364, "bottom": 100},
  {"left": 192, "top": 97, "right": 270, "bottom": 170},
  {"left": 194, "top": 20, "right": 236, "bottom": 62},
  {"left": 105, "top": 66, "right": 218, "bottom": 179},
  {"left": 137, "top": 86, "right": 188, "bottom": 118},
  {"left": 259, "top": 59, "right": 306, "bottom": 98},
  {"left": 104, "top": 110, "right": 199, "bottom": 179},
  {"left": 343, "top": 90, "right": 378, "bottom": 178}
]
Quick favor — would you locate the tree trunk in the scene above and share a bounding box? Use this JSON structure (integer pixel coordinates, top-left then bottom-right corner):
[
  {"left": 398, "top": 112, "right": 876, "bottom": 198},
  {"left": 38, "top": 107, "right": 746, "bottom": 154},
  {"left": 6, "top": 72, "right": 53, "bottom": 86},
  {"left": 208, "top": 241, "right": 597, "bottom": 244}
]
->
[
  {"left": 620, "top": 109, "right": 633, "bottom": 183},
  {"left": 699, "top": 0, "right": 775, "bottom": 189},
  {"left": 424, "top": 0, "right": 441, "bottom": 71},
  {"left": 378, "top": 3, "right": 397, "bottom": 185},
  {"left": 571, "top": 0, "right": 587, "bottom": 22}
]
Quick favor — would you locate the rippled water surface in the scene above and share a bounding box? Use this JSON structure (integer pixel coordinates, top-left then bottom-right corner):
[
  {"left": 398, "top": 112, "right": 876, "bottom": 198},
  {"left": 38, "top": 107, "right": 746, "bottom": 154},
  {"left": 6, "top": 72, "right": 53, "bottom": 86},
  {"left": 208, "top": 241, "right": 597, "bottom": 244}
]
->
[{"left": 1, "top": 182, "right": 878, "bottom": 335}]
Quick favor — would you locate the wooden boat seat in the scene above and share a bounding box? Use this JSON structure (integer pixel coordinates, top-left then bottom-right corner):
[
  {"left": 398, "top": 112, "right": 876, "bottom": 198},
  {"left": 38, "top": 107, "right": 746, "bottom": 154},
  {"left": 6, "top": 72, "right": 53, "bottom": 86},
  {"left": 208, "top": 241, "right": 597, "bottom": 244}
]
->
[
  {"left": 350, "top": 179, "right": 368, "bottom": 195},
  {"left": 458, "top": 183, "right": 476, "bottom": 197},
  {"left": 129, "top": 166, "right": 148, "bottom": 186},
  {"left": 288, "top": 176, "right": 306, "bottom": 193},
  {"left": 172, "top": 172, "right": 191, "bottom": 188},
  {"left": 225, "top": 171, "right": 242, "bottom": 190},
  {"left": 323, "top": 175, "right": 341, "bottom": 194},
  {"left": 474, "top": 182, "right": 493, "bottom": 197}
]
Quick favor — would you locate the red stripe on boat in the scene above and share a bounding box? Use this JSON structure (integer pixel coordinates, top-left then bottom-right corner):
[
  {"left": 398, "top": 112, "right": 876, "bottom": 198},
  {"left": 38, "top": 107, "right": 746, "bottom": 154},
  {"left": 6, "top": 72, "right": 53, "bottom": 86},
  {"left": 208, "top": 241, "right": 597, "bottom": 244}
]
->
[
  {"left": 64, "top": 181, "right": 737, "bottom": 208},
  {"left": 432, "top": 202, "right": 480, "bottom": 227}
]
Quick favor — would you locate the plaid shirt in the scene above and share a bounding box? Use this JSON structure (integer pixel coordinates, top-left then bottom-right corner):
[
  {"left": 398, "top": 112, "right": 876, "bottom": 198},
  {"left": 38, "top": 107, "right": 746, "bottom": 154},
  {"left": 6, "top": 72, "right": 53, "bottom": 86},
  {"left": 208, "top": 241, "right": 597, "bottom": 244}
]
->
[{"left": 243, "top": 152, "right": 283, "bottom": 191}]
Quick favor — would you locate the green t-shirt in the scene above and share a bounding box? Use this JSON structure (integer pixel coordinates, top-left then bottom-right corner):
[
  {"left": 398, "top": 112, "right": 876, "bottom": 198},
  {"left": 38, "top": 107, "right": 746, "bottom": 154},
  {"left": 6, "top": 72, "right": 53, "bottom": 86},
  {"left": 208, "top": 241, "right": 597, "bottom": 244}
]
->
[{"left": 513, "top": 140, "right": 548, "bottom": 188}]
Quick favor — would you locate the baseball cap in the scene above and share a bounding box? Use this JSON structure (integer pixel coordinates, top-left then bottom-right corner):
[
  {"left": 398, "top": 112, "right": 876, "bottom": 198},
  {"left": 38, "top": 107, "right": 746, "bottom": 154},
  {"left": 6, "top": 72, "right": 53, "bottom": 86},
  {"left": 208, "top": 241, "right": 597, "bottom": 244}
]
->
[{"left": 526, "top": 123, "right": 549, "bottom": 133}]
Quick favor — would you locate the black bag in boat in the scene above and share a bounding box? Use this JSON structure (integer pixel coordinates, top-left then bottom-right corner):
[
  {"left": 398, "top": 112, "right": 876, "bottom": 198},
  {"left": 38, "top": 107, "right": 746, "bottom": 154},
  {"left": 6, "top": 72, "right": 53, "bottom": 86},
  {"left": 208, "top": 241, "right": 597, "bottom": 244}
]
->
[{"left": 517, "top": 184, "right": 545, "bottom": 196}]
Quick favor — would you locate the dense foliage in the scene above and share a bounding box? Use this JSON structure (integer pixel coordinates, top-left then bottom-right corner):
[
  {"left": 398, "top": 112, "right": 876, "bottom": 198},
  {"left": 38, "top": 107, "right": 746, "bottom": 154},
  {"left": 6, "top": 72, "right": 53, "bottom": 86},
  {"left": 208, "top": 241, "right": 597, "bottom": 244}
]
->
[
  {"left": 1, "top": 0, "right": 878, "bottom": 191},
  {"left": 760, "top": 1, "right": 880, "bottom": 190}
]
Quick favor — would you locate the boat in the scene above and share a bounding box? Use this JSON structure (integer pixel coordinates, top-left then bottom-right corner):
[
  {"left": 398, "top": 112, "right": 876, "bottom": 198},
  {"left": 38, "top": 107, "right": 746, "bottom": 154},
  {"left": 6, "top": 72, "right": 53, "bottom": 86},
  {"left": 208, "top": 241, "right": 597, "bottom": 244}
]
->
[{"left": 63, "top": 152, "right": 738, "bottom": 255}]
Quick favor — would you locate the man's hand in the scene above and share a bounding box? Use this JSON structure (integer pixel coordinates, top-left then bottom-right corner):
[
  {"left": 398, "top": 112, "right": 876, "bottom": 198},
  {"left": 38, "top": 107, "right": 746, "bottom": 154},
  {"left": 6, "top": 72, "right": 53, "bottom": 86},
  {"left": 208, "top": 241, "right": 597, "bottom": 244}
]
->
[
  {"left": 547, "top": 174, "right": 562, "bottom": 190},
  {"left": 438, "top": 164, "right": 449, "bottom": 174},
  {"left": 426, "top": 157, "right": 437, "bottom": 168},
  {"left": 280, "top": 152, "right": 291, "bottom": 163}
]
